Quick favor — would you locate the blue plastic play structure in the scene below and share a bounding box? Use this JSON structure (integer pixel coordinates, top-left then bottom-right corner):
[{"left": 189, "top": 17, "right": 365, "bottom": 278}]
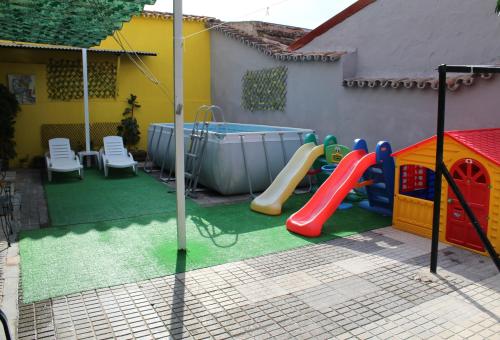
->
[{"left": 351, "top": 139, "right": 395, "bottom": 216}]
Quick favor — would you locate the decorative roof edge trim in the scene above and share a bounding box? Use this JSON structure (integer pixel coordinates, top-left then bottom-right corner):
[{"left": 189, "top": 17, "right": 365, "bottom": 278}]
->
[
  {"left": 0, "top": 42, "right": 156, "bottom": 56},
  {"left": 207, "top": 21, "right": 345, "bottom": 63},
  {"left": 288, "top": 0, "right": 376, "bottom": 51},
  {"left": 392, "top": 128, "right": 500, "bottom": 166},
  {"left": 342, "top": 73, "right": 494, "bottom": 91}
]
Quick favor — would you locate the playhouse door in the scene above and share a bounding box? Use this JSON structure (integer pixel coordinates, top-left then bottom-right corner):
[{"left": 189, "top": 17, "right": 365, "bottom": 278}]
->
[{"left": 446, "top": 158, "right": 490, "bottom": 252}]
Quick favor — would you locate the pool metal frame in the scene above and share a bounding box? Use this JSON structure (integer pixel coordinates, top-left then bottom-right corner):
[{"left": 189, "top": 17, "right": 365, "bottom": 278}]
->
[{"left": 148, "top": 120, "right": 312, "bottom": 196}]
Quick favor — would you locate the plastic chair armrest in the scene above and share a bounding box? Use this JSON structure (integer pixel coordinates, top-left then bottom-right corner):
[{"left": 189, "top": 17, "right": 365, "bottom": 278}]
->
[{"left": 45, "top": 153, "right": 52, "bottom": 168}]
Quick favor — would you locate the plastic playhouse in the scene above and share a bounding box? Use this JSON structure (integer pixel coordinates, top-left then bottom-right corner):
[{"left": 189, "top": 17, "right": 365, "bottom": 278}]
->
[{"left": 392, "top": 128, "right": 500, "bottom": 255}]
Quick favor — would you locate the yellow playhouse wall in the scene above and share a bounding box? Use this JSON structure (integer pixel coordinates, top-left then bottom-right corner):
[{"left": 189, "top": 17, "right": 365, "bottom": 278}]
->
[
  {"left": 393, "top": 141, "right": 440, "bottom": 239},
  {"left": 393, "top": 136, "right": 500, "bottom": 255},
  {"left": 0, "top": 15, "right": 211, "bottom": 166}
]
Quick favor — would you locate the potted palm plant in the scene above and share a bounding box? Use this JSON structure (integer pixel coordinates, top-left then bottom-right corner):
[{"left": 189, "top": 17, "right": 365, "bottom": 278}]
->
[{"left": 117, "top": 94, "right": 146, "bottom": 161}]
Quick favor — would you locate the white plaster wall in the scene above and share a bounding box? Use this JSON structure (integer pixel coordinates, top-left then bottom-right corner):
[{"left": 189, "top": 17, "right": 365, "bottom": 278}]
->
[
  {"left": 211, "top": 30, "right": 500, "bottom": 151},
  {"left": 210, "top": 32, "right": 343, "bottom": 138},
  {"left": 299, "top": 0, "right": 500, "bottom": 77},
  {"left": 337, "top": 80, "right": 500, "bottom": 149}
]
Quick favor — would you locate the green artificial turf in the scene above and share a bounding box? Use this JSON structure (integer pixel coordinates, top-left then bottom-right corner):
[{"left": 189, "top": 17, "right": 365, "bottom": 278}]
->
[
  {"left": 44, "top": 169, "right": 185, "bottom": 226},
  {"left": 20, "top": 170, "right": 391, "bottom": 303}
]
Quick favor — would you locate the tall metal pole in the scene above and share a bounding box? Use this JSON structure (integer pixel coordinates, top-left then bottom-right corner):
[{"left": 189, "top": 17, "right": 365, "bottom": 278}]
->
[
  {"left": 174, "top": 0, "right": 186, "bottom": 251},
  {"left": 430, "top": 64, "right": 447, "bottom": 273},
  {"left": 82, "top": 48, "right": 90, "bottom": 152}
]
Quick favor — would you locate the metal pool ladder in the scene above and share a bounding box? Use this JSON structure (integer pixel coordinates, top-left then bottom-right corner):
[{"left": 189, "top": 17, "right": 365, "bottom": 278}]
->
[
  {"left": 184, "top": 107, "right": 209, "bottom": 197},
  {"left": 184, "top": 105, "right": 227, "bottom": 197}
]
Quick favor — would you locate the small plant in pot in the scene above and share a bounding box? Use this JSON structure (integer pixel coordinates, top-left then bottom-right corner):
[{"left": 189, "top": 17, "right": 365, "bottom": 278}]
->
[
  {"left": 117, "top": 94, "right": 146, "bottom": 161},
  {"left": 0, "top": 84, "right": 20, "bottom": 170}
]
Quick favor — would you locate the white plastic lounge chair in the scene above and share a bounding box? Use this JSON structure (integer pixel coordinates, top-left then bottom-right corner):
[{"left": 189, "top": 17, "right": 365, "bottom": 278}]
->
[
  {"left": 45, "top": 138, "right": 83, "bottom": 182},
  {"left": 100, "top": 136, "right": 138, "bottom": 177}
]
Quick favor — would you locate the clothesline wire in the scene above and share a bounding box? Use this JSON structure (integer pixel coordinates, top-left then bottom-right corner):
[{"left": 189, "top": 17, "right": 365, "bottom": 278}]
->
[{"left": 87, "top": 0, "right": 299, "bottom": 101}]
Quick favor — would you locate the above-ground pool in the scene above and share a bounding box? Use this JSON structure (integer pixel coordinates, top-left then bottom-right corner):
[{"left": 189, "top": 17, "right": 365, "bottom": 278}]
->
[{"left": 147, "top": 122, "right": 314, "bottom": 195}]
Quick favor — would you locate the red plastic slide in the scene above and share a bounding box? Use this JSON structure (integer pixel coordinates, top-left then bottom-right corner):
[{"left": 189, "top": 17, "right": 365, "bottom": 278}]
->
[{"left": 286, "top": 149, "right": 377, "bottom": 237}]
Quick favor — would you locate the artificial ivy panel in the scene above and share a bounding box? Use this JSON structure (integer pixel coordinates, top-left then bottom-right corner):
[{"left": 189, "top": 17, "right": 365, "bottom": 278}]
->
[
  {"left": 242, "top": 66, "right": 287, "bottom": 112},
  {"left": 41, "top": 122, "right": 120, "bottom": 151},
  {"left": 47, "top": 59, "right": 117, "bottom": 101}
]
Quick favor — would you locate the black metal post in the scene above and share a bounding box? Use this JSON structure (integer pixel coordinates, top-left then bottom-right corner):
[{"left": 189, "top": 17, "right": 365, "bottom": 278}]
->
[
  {"left": 442, "top": 165, "right": 500, "bottom": 271},
  {"left": 0, "top": 310, "right": 11, "bottom": 340},
  {"left": 445, "top": 65, "right": 500, "bottom": 73},
  {"left": 430, "top": 64, "right": 447, "bottom": 273}
]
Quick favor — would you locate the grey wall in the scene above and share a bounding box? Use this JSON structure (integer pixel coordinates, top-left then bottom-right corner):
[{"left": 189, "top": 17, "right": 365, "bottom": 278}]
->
[
  {"left": 337, "top": 79, "right": 500, "bottom": 149},
  {"left": 211, "top": 33, "right": 344, "bottom": 139},
  {"left": 211, "top": 1, "right": 500, "bottom": 152},
  {"left": 299, "top": 0, "right": 500, "bottom": 77}
]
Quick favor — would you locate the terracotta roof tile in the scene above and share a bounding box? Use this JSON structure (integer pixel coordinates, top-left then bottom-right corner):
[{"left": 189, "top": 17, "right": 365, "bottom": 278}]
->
[
  {"left": 228, "top": 21, "right": 310, "bottom": 46},
  {"left": 141, "top": 10, "right": 216, "bottom": 22},
  {"left": 343, "top": 73, "right": 494, "bottom": 91},
  {"left": 207, "top": 21, "right": 346, "bottom": 62}
]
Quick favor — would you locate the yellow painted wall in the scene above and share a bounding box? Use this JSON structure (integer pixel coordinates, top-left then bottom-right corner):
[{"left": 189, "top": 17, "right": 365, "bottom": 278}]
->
[
  {"left": 0, "top": 15, "right": 211, "bottom": 166},
  {"left": 393, "top": 136, "right": 500, "bottom": 255}
]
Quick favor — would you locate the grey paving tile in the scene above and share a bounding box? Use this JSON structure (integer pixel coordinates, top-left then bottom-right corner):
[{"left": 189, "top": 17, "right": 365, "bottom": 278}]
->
[
  {"left": 295, "top": 276, "right": 381, "bottom": 311},
  {"left": 235, "top": 271, "right": 321, "bottom": 303}
]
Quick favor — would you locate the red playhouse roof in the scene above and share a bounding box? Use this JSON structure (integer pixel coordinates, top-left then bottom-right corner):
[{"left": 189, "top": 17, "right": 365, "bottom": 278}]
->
[
  {"left": 288, "top": 0, "right": 376, "bottom": 51},
  {"left": 392, "top": 128, "right": 500, "bottom": 166}
]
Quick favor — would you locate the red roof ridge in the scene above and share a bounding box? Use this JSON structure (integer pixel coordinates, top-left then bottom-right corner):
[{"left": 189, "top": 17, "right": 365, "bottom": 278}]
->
[
  {"left": 392, "top": 128, "right": 500, "bottom": 166},
  {"left": 288, "top": 0, "right": 376, "bottom": 51}
]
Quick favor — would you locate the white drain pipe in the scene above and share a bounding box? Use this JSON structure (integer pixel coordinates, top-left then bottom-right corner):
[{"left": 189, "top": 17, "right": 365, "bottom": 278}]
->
[
  {"left": 82, "top": 48, "right": 90, "bottom": 153},
  {"left": 174, "top": 0, "right": 186, "bottom": 251}
]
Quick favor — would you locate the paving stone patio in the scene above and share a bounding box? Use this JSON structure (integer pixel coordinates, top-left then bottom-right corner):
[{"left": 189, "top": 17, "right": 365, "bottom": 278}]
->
[
  {"left": 6, "top": 169, "right": 500, "bottom": 339},
  {"left": 15, "top": 227, "right": 500, "bottom": 340},
  {"left": 0, "top": 169, "right": 48, "bottom": 338}
]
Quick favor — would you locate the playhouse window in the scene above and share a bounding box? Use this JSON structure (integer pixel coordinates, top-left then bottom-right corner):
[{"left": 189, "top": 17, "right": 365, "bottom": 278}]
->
[{"left": 399, "top": 165, "right": 435, "bottom": 201}]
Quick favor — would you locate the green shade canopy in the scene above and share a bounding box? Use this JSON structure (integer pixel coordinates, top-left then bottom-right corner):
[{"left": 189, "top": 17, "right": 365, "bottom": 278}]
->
[{"left": 0, "top": 0, "right": 156, "bottom": 48}]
